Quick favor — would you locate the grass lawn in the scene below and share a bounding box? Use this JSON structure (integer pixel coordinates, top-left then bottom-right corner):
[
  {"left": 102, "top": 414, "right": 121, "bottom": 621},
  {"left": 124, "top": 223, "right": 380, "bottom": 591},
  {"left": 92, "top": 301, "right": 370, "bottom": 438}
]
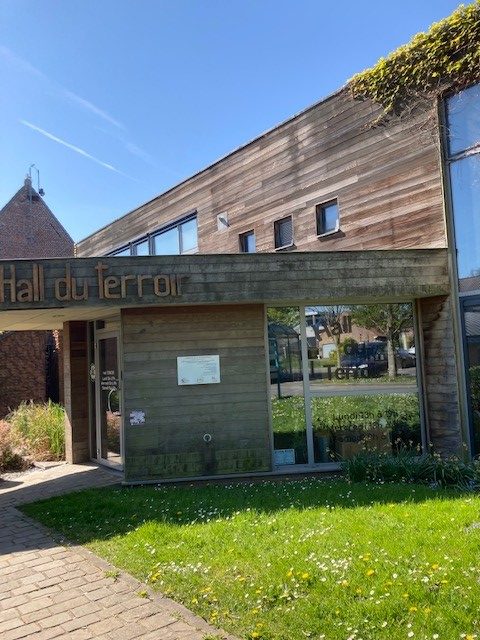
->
[{"left": 22, "top": 478, "right": 480, "bottom": 640}]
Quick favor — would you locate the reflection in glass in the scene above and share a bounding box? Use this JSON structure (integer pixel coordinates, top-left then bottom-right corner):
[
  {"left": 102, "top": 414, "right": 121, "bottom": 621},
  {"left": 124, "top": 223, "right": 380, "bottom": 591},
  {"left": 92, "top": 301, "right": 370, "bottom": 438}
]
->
[
  {"left": 305, "top": 303, "right": 420, "bottom": 462},
  {"left": 447, "top": 83, "right": 480, "bottom": 156},
  {"left": 268, "top": 307, "right": 307, "bottom": 465},
  {"left": 98, "top": 337, "right": 122, "bottom": 465},
  {"left": 153, "top": 227, "right": 179, "bottom": 255},
  {"left": 450, "top": 155, "right": 480, "bottom": 289},
  {"left": 311, "top": 394, "right": 421, "bottom": 462},
  {"left": 462, "top": 304, "right": 480, "bottom": 456},
  {"left": 180, "top": 218, "right": 198, "bottom": 253},
  {"left": 135, "top": 239, "right": 150, "bottom": 255}
]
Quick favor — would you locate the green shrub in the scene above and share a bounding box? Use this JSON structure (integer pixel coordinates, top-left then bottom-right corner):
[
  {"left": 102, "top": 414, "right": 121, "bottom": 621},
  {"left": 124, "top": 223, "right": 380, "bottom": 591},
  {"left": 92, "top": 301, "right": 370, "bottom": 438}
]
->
[
  {"left": 9, "top": 401, "right": 65, "bottom": 461},
  {"left": 344, "top": 451, "right": 480, "bottom": 488},
  {"left": 272, "top": 394, "right": 421, "bottom": 450}
]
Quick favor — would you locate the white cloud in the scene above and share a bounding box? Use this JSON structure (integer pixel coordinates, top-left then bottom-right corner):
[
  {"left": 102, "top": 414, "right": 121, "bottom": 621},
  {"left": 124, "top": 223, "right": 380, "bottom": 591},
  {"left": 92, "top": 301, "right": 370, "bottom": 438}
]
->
[
  {"left": 1, "top": 46, "right": 125, "bottom": 130},
  {"left": 19, "top": 119, "right": 133, "bottom": 178}
]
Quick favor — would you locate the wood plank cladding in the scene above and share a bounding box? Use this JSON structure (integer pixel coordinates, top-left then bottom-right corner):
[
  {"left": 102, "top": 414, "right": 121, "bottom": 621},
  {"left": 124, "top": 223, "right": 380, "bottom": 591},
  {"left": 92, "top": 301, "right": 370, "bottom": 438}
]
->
[
  {"left": 0, "top": 250, "right": 450, "bottom": 315},
  {"left": 75, "top": 89, "right": 446, "bottom": 258},
  {"left": 418, "top": 296, "right": 463, "bottom": 457},
  {"left": 122, "top": 305, "right": 271, "bottom": 480}
]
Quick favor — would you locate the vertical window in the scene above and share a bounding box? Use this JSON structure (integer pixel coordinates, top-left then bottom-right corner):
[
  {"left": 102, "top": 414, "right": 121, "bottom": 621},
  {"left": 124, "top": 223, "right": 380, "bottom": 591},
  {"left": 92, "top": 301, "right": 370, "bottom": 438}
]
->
[
  {"left": 239, "top": 230, "right": 256, "bottom": 253},
  {"left": 446, "top": 85, "right": 480, "bottom": 291},
  {"left": 153, "top": 227, "right": 179, "bottom": 255},
  {"left": 179, "top": 217, "right": 198, "bottom": 253},
  {"left": 133, "top": 239, "right": 150, "bottom": 256},
  {"left": 274, "top": 216, "right": 293, "bottom": 249},
  {"left": 316, "top": 200, "right": 339, "bottom": 236}
]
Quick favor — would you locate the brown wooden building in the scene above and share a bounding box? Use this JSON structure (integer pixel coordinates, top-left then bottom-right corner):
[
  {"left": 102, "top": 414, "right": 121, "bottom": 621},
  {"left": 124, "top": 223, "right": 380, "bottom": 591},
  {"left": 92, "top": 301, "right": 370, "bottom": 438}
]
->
[{"left": 1, "top": 69, "right": 478, "bottom": 481}]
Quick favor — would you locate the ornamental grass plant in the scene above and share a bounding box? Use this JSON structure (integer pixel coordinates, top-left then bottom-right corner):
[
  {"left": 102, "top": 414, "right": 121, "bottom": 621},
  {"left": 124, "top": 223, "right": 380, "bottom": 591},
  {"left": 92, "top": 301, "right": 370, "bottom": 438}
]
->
[{"left": 8, "top": 401, "right": 65, "bottom": 461}]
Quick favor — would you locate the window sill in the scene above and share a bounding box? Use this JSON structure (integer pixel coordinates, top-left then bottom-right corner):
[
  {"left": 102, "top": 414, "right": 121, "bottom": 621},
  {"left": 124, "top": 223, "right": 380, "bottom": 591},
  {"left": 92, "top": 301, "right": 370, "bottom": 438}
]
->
[
  {"left": 274, "top": 243, "right": 295, "bottom": 252},
  {"left": 317, "top": 229, "right": 344, "bottom": 241}
]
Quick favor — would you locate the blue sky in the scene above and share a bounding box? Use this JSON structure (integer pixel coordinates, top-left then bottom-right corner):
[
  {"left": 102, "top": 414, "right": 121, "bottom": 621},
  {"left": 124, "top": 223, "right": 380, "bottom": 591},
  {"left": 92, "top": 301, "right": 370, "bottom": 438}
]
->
[{"left": 0, "top": 0, "right": 464, "bottom": 242}]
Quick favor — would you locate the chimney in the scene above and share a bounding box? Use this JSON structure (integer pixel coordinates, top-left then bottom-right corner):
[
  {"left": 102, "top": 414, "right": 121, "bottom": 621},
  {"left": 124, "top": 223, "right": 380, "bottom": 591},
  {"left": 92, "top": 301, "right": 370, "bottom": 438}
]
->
[{"left": 24, "top": 175, "right": 32, "bottom": 189}]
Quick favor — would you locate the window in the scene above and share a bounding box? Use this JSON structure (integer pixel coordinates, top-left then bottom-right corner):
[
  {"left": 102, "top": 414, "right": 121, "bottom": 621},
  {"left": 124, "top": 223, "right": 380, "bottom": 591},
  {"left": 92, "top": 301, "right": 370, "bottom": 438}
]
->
[
  {"left": 153, "top": 227, "right": 178, "bottom": 255},
  {"left": 133, "top": 239, "right": 149, "bottom": 256},
  {"left": 316, "top": 200, "right": 339, "bottom": 236},
  {"left": 274, "top": 216, "right": 293, "bottom": 249},
  {"left": 239, "top": 230, "right": 256, "bottom": 253},
  {"left": 111, "top": 247, "right": 130, "bottom": 256},
  {"left": 108, "top": 214, "right": 198, "bottom": 257}
]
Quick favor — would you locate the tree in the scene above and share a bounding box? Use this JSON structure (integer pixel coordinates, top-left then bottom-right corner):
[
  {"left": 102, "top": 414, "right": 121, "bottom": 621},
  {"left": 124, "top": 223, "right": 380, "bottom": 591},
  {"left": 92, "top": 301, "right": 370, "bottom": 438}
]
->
[
  {"left": 267, "top": 307, "right": 299, "bottom": 328},
  {"left": 312, "top": 305, "right": 350, "bottom": 368},
  {"left": 350, "top": 304, "right": 413, "bottom": 380}
]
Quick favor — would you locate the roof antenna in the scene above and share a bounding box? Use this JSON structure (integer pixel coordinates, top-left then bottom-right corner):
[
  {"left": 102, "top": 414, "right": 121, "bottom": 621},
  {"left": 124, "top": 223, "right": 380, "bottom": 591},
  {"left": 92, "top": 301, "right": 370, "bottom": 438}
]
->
[{"left": 28, "top": 164, "right": 45, "bottom": 197}]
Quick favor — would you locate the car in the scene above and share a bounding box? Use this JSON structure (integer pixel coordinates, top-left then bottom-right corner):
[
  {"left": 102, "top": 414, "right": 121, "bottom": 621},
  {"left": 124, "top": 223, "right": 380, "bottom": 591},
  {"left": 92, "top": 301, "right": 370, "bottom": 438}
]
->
[{"left": 396, "top": 348, "right": 416, "bottom": 368}]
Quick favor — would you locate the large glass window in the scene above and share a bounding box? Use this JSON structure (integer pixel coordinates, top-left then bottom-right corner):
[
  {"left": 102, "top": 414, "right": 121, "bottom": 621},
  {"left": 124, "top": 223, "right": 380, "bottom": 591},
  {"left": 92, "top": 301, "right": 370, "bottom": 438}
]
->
[
  {"left": 268, "top": 303, "right": 421, "bottom": 467},
  {"left": 108, "top": 215, "right": 198, "bottom": 257},
  {"left": 447, "top": 84, "right": 480, "bottom": 292},
  {"left": 447, "top": 83, "right": 480, "bottom": 156}
]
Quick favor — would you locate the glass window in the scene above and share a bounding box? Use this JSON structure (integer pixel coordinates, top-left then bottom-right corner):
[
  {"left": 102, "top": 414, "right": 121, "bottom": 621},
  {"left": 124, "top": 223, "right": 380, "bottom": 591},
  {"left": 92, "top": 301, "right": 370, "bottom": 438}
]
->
[
  {"left": 316, "top": 200, "right": 339, "bottom": 235},
  {"left": 134, "top": 239, "right": 150, "bottom": 256},
  {"left": 179, "top": 218, "right": 198, "bottom": 253},
  {"left": 274, "top": 216, "right": 293, "bottom": 249},
  {"left": 447, "top": 83, "right": 480, "bottom": 156},
  {"left": 153, "top": 227, "right": 179, "bottom": 255},
  {"left": 240, "top": 230, "right": 256, "bottom": 253},
  {"left": 306, "top": 303, "right": 420, "bottom": 463},
  {"left": 450, "top": 154, "right": 480, "bottom": 291},
  {"left": 111, "top": 247, "right": 131, "bottom": 256},
  {"left": 268, "top": 307, "right": 307, "bottom": 466}
]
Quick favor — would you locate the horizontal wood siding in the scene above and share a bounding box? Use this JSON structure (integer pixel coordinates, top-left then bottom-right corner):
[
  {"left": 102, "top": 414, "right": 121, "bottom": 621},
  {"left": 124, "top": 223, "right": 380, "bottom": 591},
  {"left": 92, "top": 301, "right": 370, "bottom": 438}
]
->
[
  {"left": 76, "top": 89, "right": 446, "bottom": 257},
  {"left": 419, "top": 296, "right": 463, "bottom": 457},
  {"left": 0, "top": 251, "right": 450, "bottom": 318},
  {"left": 122, "top": 305, "right": 271, "bottom": 481}
]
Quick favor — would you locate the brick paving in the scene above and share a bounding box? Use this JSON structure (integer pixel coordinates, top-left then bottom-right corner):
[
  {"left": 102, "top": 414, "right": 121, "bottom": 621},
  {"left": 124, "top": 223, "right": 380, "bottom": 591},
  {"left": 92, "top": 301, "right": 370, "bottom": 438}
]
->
[{"left": 0, "top": 462, "right": 235, "bottom": 639}]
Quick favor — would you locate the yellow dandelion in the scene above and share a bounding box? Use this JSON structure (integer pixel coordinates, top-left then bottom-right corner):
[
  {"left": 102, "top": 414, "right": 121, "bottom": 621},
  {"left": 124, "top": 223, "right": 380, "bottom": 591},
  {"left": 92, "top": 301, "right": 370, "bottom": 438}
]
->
[
  {"left": 431, "top": 564, "right": 439, "bottom": 570},
  {"left": 366, "top": 569, "right": 375, "bottom": 577},
  {"left": 409, "top": 606, "right": 418, "bottom": 612},
  {"left": 301, "top": 572, "right": 310, "bottom": 580}
]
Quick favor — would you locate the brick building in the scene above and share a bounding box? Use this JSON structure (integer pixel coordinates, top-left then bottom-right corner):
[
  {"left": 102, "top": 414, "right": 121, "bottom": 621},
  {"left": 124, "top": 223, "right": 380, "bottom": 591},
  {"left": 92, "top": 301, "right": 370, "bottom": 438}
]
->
[{"left": 0, "top": 177, "right": 74, "bottom": 416}]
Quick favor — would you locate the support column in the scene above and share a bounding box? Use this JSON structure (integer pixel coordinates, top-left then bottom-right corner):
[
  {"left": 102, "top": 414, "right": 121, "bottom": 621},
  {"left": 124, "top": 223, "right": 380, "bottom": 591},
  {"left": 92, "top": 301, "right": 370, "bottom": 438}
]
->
[
  {"left": 63, "top": 321, "right": 90, "bottom": 463},
  {"left": 418, "top": 296, "right": 463, "bottom": 457}
]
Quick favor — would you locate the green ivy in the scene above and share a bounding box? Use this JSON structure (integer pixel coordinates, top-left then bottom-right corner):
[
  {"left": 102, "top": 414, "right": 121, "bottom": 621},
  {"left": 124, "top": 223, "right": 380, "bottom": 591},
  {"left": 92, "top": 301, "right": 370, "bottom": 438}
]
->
[{"left": 350, "top": 1, "right": 480, "bottom": 116}]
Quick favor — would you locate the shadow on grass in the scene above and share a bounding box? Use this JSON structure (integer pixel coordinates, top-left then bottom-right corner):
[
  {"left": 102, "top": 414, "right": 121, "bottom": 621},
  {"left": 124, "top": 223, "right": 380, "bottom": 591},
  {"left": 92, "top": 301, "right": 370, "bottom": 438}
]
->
[{"left": 20, "top": 475, "right": 473, "bottom": 547}]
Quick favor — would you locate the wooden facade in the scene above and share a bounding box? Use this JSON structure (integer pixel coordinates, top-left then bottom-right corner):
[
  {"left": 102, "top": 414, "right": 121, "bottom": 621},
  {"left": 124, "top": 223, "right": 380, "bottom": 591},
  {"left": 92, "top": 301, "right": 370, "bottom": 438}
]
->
[
  {"left": 2, "top": 83, "right": 471, "bottom": 479},
  {"left": 76, "top": 89, "right": 446, "bottom": 259}
]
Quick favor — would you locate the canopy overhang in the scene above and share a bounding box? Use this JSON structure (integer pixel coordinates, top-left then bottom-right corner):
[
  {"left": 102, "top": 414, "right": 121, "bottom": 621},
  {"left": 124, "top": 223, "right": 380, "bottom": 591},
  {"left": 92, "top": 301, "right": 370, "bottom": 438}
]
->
[{"left": 0, "top": 249, "right": 451, "bottom": 331}]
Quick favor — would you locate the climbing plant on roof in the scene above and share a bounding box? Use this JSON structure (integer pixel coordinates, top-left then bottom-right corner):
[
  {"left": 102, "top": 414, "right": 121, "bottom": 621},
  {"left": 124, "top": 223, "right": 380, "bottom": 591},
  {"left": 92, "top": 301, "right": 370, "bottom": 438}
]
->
[{"left": 350, "top": 1, "right": 480, "bottom": 119}]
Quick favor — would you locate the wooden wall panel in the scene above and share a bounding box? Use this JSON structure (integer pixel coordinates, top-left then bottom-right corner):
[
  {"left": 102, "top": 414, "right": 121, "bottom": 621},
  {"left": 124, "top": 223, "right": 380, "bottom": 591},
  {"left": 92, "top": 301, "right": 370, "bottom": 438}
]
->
[
  {"left": 63, "top": 321, "right": 89, "bottom": 463},
  {"left": 419, "top": 296, "right": 463, "bottom": 456},
  {"left": 76, "top": 89, "right": 446, "bottom": 258},
  {"left": 122, "top": 305, "right": 271, "bottom": 481}
]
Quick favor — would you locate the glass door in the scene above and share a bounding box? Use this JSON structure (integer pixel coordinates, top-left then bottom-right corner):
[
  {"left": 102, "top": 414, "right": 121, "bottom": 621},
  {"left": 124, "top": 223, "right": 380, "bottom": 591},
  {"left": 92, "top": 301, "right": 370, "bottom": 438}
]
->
[
  {"left": 95, "top": 331, "right": 123, "bottom": 468},
  {"left": 461, "top": 298, "right": 480, "bottom": 456}
]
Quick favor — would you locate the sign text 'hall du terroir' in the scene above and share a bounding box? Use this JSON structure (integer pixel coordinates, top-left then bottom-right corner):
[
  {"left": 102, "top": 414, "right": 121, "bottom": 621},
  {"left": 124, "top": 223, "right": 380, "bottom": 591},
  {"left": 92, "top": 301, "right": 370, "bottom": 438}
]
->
[{"left": 0, "top": 262, "right": 183, "bottom": 303}]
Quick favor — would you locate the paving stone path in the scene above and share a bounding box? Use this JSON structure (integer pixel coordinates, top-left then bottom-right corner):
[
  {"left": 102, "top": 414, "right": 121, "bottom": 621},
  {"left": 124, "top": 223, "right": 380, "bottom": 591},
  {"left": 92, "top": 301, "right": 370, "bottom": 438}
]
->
[{"left": 0, "top": 462, "right": 235, "bottom": 640}]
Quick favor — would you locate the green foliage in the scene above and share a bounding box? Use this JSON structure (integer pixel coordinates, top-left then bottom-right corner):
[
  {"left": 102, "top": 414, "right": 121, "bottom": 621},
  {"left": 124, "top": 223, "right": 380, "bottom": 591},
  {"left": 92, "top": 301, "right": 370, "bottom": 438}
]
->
[
  {"left": 350, "top": 2, "right": 480, "bottom": 116},
  {"left": 341, "top": 337, "right": 358, "bottom": 355},
  {"left": 350, "top": 304, "right": 412, "bottom": 339},
  {"left": 266, "top": 307, "right": 299, "bottom": 328},
  {"left": 9, "top": 401, "right": 65, "bottom": 460},
  {"left": 345, "top": 451, "right": 480, "bottom": 487}
]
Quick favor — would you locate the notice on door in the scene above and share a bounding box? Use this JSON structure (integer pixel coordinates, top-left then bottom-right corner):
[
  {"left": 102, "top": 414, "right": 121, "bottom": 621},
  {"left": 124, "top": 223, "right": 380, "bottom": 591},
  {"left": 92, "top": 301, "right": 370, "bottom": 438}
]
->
[{"left": 177, "top": 355, "right": 221, "bottom": 385}]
